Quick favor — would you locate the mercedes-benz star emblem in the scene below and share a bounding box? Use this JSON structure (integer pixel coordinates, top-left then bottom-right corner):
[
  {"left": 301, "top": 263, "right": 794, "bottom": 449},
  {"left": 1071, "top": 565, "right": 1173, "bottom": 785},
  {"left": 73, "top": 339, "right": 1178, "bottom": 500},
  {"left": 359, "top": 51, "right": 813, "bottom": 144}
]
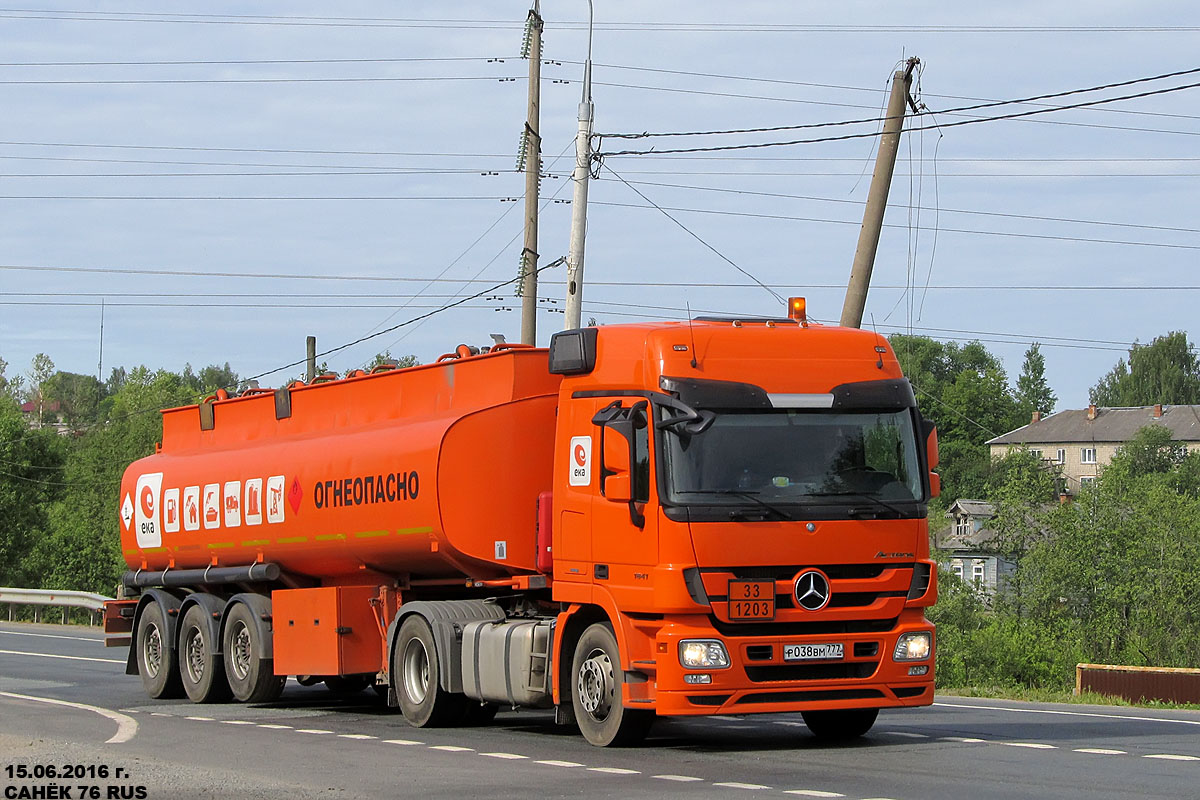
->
[{"left": 794, "top": 570, "right": 831, "bottom": 611}]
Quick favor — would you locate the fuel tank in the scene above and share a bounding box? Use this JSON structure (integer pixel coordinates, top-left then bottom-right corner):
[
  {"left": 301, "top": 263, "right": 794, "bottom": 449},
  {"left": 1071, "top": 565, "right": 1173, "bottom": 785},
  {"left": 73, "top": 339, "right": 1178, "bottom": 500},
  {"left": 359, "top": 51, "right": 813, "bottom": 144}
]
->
[{"left": 117, "top": 347, "right": 562, "bottom": 581}]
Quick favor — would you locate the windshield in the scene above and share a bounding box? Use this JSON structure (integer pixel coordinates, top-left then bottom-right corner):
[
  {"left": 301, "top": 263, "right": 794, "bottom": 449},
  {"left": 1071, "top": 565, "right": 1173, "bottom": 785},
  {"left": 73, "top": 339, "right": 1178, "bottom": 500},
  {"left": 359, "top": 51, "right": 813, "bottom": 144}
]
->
[{"left": 663, "top": 409, "right": 924, "bottom": 506}]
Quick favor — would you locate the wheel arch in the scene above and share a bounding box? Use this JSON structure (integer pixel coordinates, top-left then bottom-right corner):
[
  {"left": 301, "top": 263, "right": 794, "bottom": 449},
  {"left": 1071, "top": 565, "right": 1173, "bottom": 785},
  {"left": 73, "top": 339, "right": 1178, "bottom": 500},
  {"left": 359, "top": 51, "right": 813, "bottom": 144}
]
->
[
  {"left": 126, "top": 588, "right": 184, "bottom": 676},
  {"left": 177, "top": 593, "right": 227, "bottom": 656},
  {"left": 219, "top": 592, "right": 275, "bottom": 660},
  {"left": 385, "top": 600, "right": 504, "bottom": 696}
]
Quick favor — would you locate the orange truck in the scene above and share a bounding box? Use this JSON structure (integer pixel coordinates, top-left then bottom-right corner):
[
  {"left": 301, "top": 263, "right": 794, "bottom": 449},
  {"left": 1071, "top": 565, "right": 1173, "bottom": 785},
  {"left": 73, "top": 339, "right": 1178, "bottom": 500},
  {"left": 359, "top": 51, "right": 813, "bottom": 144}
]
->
[{"left": 104, "top": 301, "right": 940, "bottom": 746}]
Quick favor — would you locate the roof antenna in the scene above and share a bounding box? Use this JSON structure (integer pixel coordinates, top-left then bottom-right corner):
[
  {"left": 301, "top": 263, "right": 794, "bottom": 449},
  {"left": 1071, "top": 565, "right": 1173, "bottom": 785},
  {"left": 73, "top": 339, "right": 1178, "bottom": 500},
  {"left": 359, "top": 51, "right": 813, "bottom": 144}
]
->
[
  {"left": 870, "top": 313, "right": 885, "bottom": 370},
  {"left": 686, "top": 301, "right": 699, "bottom": 369}
]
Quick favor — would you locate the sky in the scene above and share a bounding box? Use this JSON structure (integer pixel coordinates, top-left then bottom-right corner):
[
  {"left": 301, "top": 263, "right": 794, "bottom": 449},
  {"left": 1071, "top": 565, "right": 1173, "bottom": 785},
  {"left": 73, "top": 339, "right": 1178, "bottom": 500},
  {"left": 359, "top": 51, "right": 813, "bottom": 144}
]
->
[{"left": 0, "top": 2, "right": 1197, "bottom": 424}]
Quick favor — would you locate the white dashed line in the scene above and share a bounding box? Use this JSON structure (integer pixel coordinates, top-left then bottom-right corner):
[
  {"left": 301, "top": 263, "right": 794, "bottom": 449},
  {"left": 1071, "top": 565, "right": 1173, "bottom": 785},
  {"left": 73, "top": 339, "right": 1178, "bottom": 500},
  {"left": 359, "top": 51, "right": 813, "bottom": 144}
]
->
[
  {"left": 295, "top": 729, "right": 333, "bottom": 735},
  {"left": 936, "top": 700, "right": 1200, "bottom": 727},
  {"left": 149, "top": 712, "right": 171, "bottom": 717},
  {"left": 1075, "top": 748, "right": 1126, "bottom": 755},
  {"left": 482, "top": 753, "right": 528, "bottom": 760},
  {"left": 941, "top": 736, "right": 985, "bottom": 743},
  {"left": 383, "top": 739, "right": 423, "bottom": 746},
  {"left": 783, "top": 791, "right": 845, "bottom": 798},
  {"left": 258, "top": 724, "right": 292, "bottom": 730},
  {"left": 430, "top": 745, "right": 473, "bottom": 752},
  {"left": 1144, "top": 754, "right": 1200, "bottom": 761},
  {"left": 712, "top": 715, "right": 742, "bottom": 721},
  {"left": 338, "top": 734, "right": 376, "bottom": 740},
  {"left": 653, "top": 775, "right": 703, "bottom": 782},
  {"left": 881, "top": 731, "right": 929, "bottom": 739},
  {"left": 714, "top": 782, "right": 771, "bottom": 790},
  {"left": 999, "top": 742, "right": 1056, "bottom": 749},
  {"left": 221, "top": 720, "right": 255, "bottom": 725},
  {"left": 588, "top": 767, "right": 640, "bottom": 775},
  {"left": 536, "top": 760, "right": 583, "bottom": 768},
  {"left": 185, "top": 716, "right": 214, "bottom": 722}
]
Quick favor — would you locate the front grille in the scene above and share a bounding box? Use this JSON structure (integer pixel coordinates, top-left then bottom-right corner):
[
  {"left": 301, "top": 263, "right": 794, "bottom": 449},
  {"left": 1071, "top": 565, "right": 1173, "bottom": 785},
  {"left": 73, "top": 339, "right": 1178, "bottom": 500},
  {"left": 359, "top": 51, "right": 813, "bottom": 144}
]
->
[
  {"left": 853, "top": 642, "right": 879, "bottom": 657},
  {"left": 745, "top": 662, "right": 877, "bottom": 682},
  {"left": 707, "top": 564, "right": 892, "bottom": 582},
  {"left": 711, "top": 616, "right": 898, "bottom": 637},
  {"left": 687, "top": 694, "right": 731, "bottom": 706},
  {"left": 736, "top": 689, "right": 884, "bottom": 705},
  {"left": 746, "top": 645, "right": 774, "bottom": 661}
]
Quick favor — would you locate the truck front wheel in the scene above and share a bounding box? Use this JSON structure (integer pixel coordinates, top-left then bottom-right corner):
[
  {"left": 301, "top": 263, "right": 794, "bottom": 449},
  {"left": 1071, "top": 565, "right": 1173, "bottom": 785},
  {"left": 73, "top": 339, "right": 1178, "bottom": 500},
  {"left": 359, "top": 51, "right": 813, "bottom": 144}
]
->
[
  {"left": 222, "top": 603, "right": 284, "bottom": 703},
  {"left": 801, "top": 708, "right": 879, "bottom": 740},
  {"left": 570, "top": 623, "right": 652, "bottom": 747},
  {"left": 135, "top": 602, "right": 182, "bottom": 699},
  {"left": 393, "top": 615, "right": 463, "bottom": 726}
]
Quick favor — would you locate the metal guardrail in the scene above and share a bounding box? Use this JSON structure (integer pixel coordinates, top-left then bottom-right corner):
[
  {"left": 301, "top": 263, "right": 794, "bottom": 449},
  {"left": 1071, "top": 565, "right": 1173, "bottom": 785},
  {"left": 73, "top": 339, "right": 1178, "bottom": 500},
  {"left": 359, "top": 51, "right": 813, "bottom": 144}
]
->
[{"left": 0, "top": 586, "right": 113, "bottom": 624}]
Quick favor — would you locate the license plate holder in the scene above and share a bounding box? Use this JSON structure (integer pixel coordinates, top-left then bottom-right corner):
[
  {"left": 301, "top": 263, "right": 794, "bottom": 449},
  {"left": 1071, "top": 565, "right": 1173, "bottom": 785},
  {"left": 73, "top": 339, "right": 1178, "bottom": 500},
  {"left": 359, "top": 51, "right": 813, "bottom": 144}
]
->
[
  {"left": 783, "top": 643, "right": 844, "bottom": 661},
  {"left": 727, "top": 580, "right": 775, "bottom": 620}
]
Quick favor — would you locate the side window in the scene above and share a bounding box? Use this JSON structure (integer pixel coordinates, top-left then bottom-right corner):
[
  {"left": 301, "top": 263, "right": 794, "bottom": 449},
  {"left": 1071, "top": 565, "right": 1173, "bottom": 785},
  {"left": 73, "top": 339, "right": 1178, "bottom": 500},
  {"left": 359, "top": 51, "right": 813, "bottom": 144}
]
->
[{"left": 633, "top": 406, "right": 650, "bottom": 504}]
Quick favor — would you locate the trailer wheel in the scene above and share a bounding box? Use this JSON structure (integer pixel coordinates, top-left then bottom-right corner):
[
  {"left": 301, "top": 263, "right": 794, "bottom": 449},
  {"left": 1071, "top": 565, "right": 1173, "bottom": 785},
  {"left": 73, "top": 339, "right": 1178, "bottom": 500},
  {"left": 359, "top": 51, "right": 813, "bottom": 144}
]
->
[
  {"left": 393, "top": 615, "right": 462, "bottom": 727},
  {"left": 570, "top": 623, "right": 652, "bottom": 747},
  {"left": 801, "top": 708, "right": 878, "bottom": 740},
  {"left": 179, "top": 605, "right": 231, "bottom": 703},
  {"left": 222, "top": 603, "right": 284, "bottom": 703},
  {"left": 135, "top": 602, "right": 183, "bottom": 699}
]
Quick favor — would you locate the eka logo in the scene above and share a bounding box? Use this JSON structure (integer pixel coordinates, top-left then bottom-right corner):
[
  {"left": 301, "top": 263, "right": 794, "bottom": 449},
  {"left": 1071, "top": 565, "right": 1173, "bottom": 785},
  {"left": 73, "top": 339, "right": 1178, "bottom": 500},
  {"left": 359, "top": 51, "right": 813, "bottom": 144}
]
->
[
  {"left": 568, "top": 436, "right": 591, "bottom": 487},
  {"left": 133, "top": 472, "right": 163, "bottom": 549}
]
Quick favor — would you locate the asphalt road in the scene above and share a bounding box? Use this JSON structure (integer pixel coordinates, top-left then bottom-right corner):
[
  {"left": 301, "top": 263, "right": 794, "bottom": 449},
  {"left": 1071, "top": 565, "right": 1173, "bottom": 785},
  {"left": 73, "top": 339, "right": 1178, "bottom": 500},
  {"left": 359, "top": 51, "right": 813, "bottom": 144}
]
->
[{"left": 4, "top": 621, "right": 1200, "bottom": 800}]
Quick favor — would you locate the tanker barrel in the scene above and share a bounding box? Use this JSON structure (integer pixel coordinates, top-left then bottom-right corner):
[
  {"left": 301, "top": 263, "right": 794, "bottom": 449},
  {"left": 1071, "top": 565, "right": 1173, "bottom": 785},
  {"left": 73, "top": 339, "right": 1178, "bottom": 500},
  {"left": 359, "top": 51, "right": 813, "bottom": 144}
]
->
[{"left": 122, "top": 562, "right": 281, "bottom": 590}]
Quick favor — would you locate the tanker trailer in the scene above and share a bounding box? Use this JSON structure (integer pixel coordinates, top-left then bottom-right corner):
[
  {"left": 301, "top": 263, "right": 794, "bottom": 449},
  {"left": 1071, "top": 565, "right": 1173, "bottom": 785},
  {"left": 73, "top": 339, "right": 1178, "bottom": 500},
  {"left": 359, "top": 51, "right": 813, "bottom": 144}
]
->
[{"left": 106, "top": 308, "right": 941, "bottom": 747}]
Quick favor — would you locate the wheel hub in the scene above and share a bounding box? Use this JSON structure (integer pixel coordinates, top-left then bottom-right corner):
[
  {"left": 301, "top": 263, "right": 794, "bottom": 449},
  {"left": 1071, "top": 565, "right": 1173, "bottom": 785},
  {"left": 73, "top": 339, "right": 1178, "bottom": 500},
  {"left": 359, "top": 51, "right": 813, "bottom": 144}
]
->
[
  {"left": 577, "top": 649, "right": 613, "bottom": 719},
  {"left": 184, "top": 628, "right": 205, "bottom": 683},
  {"left": 231, "top": 623, "right": 251, "bottom": 681},
  {"left": 401, "top": 639, "right": 430, "bottom": 704},
  {"left": 143, "top": 624, "right": 162, "bottom": 678}
]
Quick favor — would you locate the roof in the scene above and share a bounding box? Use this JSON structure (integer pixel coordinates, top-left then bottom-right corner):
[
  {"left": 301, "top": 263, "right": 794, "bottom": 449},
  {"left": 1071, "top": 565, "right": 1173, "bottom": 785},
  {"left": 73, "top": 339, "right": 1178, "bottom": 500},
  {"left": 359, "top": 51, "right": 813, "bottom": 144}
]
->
[
  {"left": 946, "top": 499, "right": 995, "bottom": 518},
  {"left": 986, "top": 405, "right": 1200, "bottom": 446}
]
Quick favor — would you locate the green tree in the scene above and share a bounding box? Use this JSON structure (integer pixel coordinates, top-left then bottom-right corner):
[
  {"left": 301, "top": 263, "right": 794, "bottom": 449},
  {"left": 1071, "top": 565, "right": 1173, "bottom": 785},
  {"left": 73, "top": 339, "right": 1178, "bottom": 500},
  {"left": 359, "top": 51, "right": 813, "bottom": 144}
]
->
[
  {"left": 27, "top": 353, "right": 56, "bottom": 425},
  {"left": 0, "top": 396, "right": 66, "bottom": 584},
  {"left": 1090, "top": 331, "right": 1200, "bottom": 406},
  {"left": 366, "top": 351, "right": 419, "bottom": 370},
  {"left": 1014, "top": 343, "right": 1056, "bottom": 418},
  {"left": 43, "top": 371, "right": 105, "bottom": 427}
]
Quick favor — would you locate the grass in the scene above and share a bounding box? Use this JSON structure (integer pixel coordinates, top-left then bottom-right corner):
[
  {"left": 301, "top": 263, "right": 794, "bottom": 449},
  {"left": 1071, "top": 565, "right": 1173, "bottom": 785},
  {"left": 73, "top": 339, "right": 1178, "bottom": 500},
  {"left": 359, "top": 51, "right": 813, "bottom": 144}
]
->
[{"left": 938, "top": 685, "right": 1200, "bottom": 711}]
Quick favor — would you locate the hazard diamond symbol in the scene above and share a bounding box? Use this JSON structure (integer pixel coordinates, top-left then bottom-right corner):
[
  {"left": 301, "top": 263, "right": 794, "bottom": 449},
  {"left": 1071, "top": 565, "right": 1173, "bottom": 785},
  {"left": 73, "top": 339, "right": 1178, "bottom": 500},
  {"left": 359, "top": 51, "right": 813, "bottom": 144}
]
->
[{"left": 121, "top": 493, "right": 134, "bottom": 530}]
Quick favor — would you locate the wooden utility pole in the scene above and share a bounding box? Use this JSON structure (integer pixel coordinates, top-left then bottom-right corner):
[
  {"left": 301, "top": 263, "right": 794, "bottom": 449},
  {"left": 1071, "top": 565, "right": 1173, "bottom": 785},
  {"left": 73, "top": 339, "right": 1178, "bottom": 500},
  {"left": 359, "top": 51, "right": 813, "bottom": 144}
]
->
[
  {"left": 305, "top": 336, "right": 316, "bottom": 383},
  {"left": 563, "top": 0, "right": 595, "bottom": 330},
  {"left": 840, "top": 57, "right": 919, "bottom": 329},
  {"left": 518, "top": 3, "right": 544, "bottom": 345}
]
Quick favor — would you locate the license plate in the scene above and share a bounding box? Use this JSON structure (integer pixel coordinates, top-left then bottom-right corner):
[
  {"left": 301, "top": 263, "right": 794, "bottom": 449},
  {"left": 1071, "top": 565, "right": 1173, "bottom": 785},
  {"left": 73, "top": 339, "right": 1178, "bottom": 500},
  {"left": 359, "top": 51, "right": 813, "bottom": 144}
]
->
[
  {"left": 783, "top": 643, "right": 844, "bottom": 661},
  {"left": 728, "top": 580, "right": 775, "bottom": 620}
]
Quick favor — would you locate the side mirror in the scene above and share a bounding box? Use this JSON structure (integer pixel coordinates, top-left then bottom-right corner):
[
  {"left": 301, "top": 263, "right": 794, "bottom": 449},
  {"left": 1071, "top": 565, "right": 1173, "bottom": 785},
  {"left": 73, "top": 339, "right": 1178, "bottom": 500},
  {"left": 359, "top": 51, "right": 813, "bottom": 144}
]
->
[
  {"left": 603, "top": 423, "right": 632, "bottom": 476},
  {"left": 922, "top": 418, "right": 939, "bottom": 469},
  {"left": 604, "top": 474, "right": 632, "bottom": 503},
  {"left": 928, "top": 471, "right": 941, "bottom": 499}
]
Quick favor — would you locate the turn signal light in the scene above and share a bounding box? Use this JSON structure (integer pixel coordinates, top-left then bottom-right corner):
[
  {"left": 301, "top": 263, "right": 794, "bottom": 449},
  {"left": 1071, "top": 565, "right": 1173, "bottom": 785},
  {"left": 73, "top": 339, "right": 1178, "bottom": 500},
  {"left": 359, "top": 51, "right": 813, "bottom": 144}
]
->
[{"left": 788, "top": 297, "right": 807, "bottom": 325}]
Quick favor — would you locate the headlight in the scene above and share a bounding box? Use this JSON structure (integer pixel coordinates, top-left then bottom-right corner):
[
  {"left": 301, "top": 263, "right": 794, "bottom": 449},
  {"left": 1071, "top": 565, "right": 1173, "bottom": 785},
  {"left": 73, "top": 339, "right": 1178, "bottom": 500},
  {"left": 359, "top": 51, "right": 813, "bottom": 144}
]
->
[
  {"left": 679, "top": 639, "right": 730, "bottom": 669},
  {"left": 893, "top": 632, "right": 932, "bottom": 661}
]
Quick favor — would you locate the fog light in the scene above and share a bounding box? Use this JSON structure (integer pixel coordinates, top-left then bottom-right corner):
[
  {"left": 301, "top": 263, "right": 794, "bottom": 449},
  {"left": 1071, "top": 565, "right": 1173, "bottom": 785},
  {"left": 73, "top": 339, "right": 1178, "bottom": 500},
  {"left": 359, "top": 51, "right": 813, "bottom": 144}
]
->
[
  {"left": 679, "top": 639, "right": 730, "bottom": 669},
  {"left": 684, "top": 673, "right": 712, "bottom": 684},
  {"left": 908, "top": 665, "right": 929, "bottom": 676},
  {"left": 893, "top": 632, "right": 932, "bottom": 661}
]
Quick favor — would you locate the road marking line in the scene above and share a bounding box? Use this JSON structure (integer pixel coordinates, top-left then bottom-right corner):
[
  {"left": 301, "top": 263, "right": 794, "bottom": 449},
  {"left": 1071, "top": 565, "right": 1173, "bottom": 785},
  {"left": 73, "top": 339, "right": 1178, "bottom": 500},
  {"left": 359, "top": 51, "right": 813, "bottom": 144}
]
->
[
  {"left": 713, "top": 715, "right": 742, "bottom": 721},
  {"left": 221, "top": 720, "right": 256, "bottom": 725},
  {"left": 714, "top": 782, "right": 770, "bottom": 790},
  {"left": 0, "top": 648, "right": 123, "bottom": 664},
  {"left": 935, "top": 700, "right": 1200, "bottom": 727},
  {"left": 430, "top": 745, "right": 474, "bottom": 752},
  {"left": 383, "top": 739, "right": 423, "bottom": 745},
  {"left": 295, "top": 729, "right": 333, "bottom": 734},
  {"left": 338, "top": 734, "right": 377, "bottom": 740},
  {"left": 1144, "top": 754, "right": 1200, "bottom": 761},
  {"left": 536, "top": 760, "right": 583, "bottom": 767},
  {"left": 0, "top": 690, "right": 137, "bottom": 744},
  {"left": 783, "top": 791, "right": 845, "bottom": 798},
  {"left": 185, "top": 716, "right": 214, "bottom": 721},
  {"left": 653, "top": 775, "right": 703, "bottom": 782},
  {"left": 258, "top": 724, "right": 292, "bottom": 729},
  {"left": 941, "top": 737, "right": 986, "bottom": 743},
  {"left": 1074, "top": 748, "right": 1126, "bottom": 755},
  {"left": 482, "top": 753, "right": 528, "bottom": 760},
  {"left": 588, "top": 767, "right": 640, "bottom": 774},
  {"left": 881, "top": 731, "right": 929, "bottom": 739},
  {"left": 999, "top": 742, "right": 1056, "bottom": 749},
  {"left": 149, "top": 712, "right": 172, "bottom": 717},
  {"left": 0, "top": 629, "right": 100, "bottom": 643}
]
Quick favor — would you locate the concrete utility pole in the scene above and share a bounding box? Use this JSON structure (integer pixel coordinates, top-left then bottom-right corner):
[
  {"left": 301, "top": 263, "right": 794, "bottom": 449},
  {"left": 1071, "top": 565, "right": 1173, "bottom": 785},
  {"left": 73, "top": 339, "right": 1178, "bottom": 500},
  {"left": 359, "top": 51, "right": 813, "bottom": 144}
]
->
[
  {"left": 305, "top": 336, "right": 316, "bottom": 383},
  {"left": 518, "top": 3, "right": 544, "bottom": 345},
  {"left": 563, "top": 0, "right": 595, "bottom": 331},
  {"left": 840, "top": 57, "right": 919, "bottom": 329}
]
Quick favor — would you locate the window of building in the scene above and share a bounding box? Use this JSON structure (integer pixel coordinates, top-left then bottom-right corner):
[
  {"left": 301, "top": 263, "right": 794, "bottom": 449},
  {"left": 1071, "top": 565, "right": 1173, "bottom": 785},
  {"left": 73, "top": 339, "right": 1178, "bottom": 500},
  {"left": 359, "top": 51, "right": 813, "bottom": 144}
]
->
[
  {"left": 1029, "top": 448, "right": 1043, "bottom": 459},
  {"left": 952, "top": 560, "right": 963, "bottom": 580},
  {"left": 955, "top": 516, "right": 971, "bottom": 537},
  {"left": 1056, "top": 448, "right": 1066, "bottom": 464},
  {"left": 1081, "top": 447, "right": 1097, "bottom": 464},
  {"left": 972, "top": 562, "right": 985, "bottom": 586},
  {"left": 1079, "top": 476, "right": 1096, "bottom": 488}
]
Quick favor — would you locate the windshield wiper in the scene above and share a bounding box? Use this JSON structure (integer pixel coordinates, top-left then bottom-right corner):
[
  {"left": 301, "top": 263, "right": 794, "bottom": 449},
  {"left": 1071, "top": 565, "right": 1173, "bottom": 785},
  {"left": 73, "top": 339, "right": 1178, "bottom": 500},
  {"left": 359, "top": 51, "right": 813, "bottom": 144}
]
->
[
  {"left": 677, "top": 489, "right": 793, "bottom": 521},
  {"left": 805, "top": 491, "right": 906, "bottom": 518}
]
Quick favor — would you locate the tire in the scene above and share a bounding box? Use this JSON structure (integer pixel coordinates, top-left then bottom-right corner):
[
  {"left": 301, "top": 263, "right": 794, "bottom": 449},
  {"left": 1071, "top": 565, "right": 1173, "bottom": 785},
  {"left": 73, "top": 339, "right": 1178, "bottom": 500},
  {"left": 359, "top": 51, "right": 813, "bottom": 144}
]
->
[
  {"left": 179, "top": 605, "right": 231, "bottom": 703},
  {"left": 392, "top": 615, "right": 463, "bottom": 727},
  {"left": 324, "top": 675, "right": 372, "bottom": 694},
  {"left": 222, "top": 603, "right": 285, "bottom": 703},
  {"left": 801, "top": 708, "right": 879, "bottom": 740},
  {"left": 570, "top": 623, "right": 652, "bottom": 747},
  {"left": 135, "top": 601, "right": 183, "bottom": 699}
]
